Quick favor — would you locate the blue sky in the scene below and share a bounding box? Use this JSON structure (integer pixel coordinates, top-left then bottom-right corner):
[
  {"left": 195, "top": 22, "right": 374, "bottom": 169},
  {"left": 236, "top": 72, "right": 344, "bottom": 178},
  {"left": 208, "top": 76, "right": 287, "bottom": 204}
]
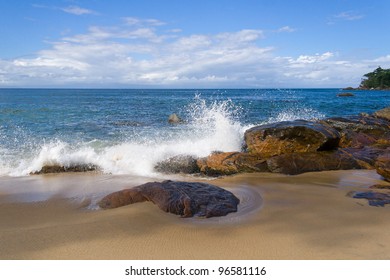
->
[{"left": 0, "top": 0, "right": 389, "bottom": 88}]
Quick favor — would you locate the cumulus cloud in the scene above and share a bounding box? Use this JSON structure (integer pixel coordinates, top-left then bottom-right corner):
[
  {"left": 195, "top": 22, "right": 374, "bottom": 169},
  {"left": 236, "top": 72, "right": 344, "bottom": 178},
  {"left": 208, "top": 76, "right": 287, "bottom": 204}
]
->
[{"left": 0, "top": 17, "right": 388, "bottom": 88}]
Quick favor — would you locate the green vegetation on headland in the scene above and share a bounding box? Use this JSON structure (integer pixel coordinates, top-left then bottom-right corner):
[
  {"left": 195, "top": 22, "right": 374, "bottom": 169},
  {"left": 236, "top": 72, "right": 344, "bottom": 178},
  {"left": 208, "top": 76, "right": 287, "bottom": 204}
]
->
[{"left": 344, "top": 66, "right": 390, "bottom": 90}]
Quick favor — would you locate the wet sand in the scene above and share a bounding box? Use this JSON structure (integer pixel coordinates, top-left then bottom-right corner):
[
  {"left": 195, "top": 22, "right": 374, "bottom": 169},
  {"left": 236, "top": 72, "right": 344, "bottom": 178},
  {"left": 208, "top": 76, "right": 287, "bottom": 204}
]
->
[{"left": 0, "top": 170, "right": 389, "bottom": 259}]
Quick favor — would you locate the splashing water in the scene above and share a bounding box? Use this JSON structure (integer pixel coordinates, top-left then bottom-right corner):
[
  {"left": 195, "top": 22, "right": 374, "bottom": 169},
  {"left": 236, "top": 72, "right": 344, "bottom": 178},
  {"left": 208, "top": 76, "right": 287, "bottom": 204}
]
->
[
  {"left": 6, "top": 95, "right": 246, "bottom": 177},
  {"left": 268, "top": 107, "right": 325, "bottom": 123}
]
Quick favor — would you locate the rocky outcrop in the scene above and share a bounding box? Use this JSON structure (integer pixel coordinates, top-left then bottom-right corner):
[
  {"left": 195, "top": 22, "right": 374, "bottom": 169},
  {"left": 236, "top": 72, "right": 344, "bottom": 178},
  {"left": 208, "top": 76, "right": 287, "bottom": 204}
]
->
[
  {"left": 154, "top": 155, "right": 200, "bottom": 174},
  {"left": 244, "top": 120, "right": 340, "bottom": 157},
  {"left": 99, "top": 180, "right": 240, "bottom": 218},
  {"left": 197, "top": 152, "right": 268, "bottom": 176},
  {"left": 31, "top": 164, "right": 98, "bottom": 175},
  {"left": 155, "top": 107, "right": 390, "bottom": 177}
]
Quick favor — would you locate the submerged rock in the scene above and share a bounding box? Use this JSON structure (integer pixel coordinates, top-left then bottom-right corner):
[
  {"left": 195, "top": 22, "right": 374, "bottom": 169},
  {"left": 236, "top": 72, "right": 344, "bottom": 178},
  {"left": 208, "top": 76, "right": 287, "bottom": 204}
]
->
[
  {"left": 31, "top": 164, "right": 98, "bottom": 175},
  {"left": 168, "top": 113, "right": 182, "bottom": 124},
  {"left": 99, "top": 180, "right": 240, "bottom": 218},
  {"left": 351, "top": 191, "right": 390, "bottom": 207},
  {"left": 244, "top": 120, "right": 340, "bottom": 157},
  {"left": 154, "top": 155, "right": 200, "bottom": 174},
  {"left": 337, "top": 92, "right": 354, "bottom": 97}
]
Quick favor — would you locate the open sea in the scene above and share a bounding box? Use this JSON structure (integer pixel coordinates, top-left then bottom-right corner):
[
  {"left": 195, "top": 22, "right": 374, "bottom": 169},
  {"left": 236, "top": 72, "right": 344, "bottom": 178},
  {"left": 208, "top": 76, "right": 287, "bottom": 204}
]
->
[{"left": 0, "top": 88, "right": 389, "bottom": 177}]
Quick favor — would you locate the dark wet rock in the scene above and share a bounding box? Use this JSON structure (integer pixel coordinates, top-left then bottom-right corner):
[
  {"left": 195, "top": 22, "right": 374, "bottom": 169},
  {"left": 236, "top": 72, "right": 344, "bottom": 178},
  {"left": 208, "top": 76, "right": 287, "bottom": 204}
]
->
[
  {"left": 154, "top": 155, "right": 200, "bottom": 174},
  {"left": 351, "top": 191, "right": 390, "bottom": 207},
  {"left": 168, "top": 113, "right": 182, "bottom": 124},
  {"left": 244, "top": 120, "right": 340, "bottom": 157},
  {"left": 266, "top": 150, "right": 362, "bottom": 175},
  {"left": 31, "top": 164, "right": 98, "bottom": 175},
  {"left": 373, "top": 107, "right": 390, "bottom": 121},
  {"left": 197, "top": 152, "right": 268, "bottom": 176},
  {"left": 337, "top": 92, "right": 354, "bottom": 97},
  {"left": 99, "top": 180, "right": 240, "bottom": 218},
  {"left": 369, "top": 184, "right": 390, "bottom": 190},
  {"left": 375, "top": 153, "right": 390, "bottom": 181}
]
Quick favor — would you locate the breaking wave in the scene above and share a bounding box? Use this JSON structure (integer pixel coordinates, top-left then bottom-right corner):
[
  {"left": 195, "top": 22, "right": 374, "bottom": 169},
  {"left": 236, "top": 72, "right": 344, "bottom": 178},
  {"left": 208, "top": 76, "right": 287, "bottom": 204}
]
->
[{"left": 0, "top": 94, "right": 324, "bottom": 177}]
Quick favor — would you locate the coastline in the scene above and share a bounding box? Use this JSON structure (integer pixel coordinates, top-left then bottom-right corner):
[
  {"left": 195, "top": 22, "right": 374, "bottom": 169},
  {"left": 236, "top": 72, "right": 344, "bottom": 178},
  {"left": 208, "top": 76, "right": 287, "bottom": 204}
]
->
[{"left": 1, "top": 170, "right": 389, "bottom": 260}]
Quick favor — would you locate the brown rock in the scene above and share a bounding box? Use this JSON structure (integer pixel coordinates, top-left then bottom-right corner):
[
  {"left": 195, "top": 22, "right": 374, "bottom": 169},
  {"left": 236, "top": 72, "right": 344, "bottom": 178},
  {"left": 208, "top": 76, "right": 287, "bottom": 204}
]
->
[
  {"left": 374, "top": 107, "right": 390, "bottom": 121},
  {"left": 31, "top": 164, "right": 98, "bottom": 175},
  {"left": 338, "top": 130, "right": 378, "bottom": 148},
  {"left": 322, "top": 116, "right": 390, "bottom": 139},
  {"left": 197, "top": 152, "right": 268, "bottom": 176},
  {"left": 244, "top": 120, "right": 340, "bottom": 157},
  {"left": 266, "top": 150, "right": 362, "bottom": 175},
  {"left": 339, "top": 147, "right": 385, "bottom": 169},
  {"left": 99, "top": 180, "right": 240, "bottom": 218},
  {"left": 369, "top": 184, "right": 390, "bottom": 190},
  {"left": 375, "top": 153, "right": 390, "bottom": 181},
  {"left": 266, "top": 146, "right": 385, "bottom": 175}
]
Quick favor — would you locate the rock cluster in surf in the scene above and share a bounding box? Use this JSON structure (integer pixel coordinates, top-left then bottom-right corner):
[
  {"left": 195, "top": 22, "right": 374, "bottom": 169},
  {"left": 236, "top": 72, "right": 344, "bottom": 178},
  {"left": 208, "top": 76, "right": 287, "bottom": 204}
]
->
[
  {"left": 155, "top": 106, "right": 390, "bottom": 178},
  {"left": 99, "top": 180, "right": 240, "bottom": 218}
]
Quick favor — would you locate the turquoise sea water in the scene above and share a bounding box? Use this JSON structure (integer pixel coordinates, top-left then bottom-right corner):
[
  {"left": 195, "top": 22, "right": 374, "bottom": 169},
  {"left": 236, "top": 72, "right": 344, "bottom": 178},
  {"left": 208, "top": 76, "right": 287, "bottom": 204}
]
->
[{"left": 0, "top": 88, "right": 389, "bottom": 177}]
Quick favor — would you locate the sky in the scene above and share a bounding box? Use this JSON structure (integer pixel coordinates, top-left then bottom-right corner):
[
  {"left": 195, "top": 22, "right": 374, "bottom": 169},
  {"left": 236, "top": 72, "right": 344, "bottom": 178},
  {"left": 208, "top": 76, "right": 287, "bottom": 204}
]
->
[{"left": 0, "top": 0, "right": 389, "bottom": 88}]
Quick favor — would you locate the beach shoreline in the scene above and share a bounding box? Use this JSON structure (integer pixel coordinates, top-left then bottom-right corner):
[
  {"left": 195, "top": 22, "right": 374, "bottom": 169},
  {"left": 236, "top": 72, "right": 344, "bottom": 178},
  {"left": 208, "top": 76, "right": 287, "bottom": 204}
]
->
[{"left": 1, "top": 170, "right": 389, "bottom": 260}]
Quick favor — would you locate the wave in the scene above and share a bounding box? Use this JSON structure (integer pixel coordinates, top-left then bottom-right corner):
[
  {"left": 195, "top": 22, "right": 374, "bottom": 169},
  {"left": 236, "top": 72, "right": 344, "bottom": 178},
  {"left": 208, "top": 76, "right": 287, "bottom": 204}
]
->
[
  {"left": 0, "top": 94, "right": 325, "bottom": 177},
  {"left": 3, "top": 95, "right": 244, "bottom": 177}
]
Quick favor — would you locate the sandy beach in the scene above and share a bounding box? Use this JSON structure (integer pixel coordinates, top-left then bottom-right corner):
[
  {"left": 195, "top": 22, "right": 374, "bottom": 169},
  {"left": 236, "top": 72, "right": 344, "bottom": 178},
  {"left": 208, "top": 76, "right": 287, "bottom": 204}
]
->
[{"left": 0, "top": 170, "right": 389, "bottom": 260}]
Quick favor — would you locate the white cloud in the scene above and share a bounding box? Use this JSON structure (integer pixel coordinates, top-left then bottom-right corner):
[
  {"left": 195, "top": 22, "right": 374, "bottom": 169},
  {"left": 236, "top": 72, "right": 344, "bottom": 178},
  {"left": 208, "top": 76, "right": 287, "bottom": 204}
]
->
[
  {"left": 0, "top": 18, "right": 389, "bottom": 88},
  {"left": 334, "top": 11, "right": 364, "bottom": 21},
  {"left": 61, "top": 5, "right": 98, "bottom": 16},
  {"left": 277, "top": 26, "right": 296, "bottom": 33},
  {"left": 123, "top": 17, "right": 166, "bottom": 26},
  {"left": 328, "top": 11, "right": 364, "bottom": 25}
]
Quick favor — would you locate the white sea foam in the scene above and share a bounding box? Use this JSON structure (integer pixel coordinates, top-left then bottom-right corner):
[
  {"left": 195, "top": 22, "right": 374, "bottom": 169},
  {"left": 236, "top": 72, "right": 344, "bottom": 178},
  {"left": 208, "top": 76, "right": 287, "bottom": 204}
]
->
[{"left": 5, "top": 95, "right": 246, "bottom": 177}]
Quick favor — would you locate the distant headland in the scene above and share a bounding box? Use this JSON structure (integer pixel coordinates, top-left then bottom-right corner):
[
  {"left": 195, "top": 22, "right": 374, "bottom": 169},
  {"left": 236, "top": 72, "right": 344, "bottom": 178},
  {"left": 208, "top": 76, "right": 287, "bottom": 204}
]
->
[{"left": 344, "top": 66, "right": 390, "bottom": 90}]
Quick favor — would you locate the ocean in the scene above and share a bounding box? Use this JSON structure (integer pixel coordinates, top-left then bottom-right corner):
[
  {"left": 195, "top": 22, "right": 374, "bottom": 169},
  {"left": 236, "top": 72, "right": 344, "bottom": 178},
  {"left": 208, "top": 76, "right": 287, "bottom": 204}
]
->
[{"left": 0, "top": 88, "right": 389, "bottom": 177}]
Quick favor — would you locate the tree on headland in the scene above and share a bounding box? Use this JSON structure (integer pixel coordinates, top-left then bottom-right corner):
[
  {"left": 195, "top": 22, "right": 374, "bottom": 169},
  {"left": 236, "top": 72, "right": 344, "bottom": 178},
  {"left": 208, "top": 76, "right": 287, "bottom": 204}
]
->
[{"left": 359, "top": 66, "right": 390, "bottom": 89}]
